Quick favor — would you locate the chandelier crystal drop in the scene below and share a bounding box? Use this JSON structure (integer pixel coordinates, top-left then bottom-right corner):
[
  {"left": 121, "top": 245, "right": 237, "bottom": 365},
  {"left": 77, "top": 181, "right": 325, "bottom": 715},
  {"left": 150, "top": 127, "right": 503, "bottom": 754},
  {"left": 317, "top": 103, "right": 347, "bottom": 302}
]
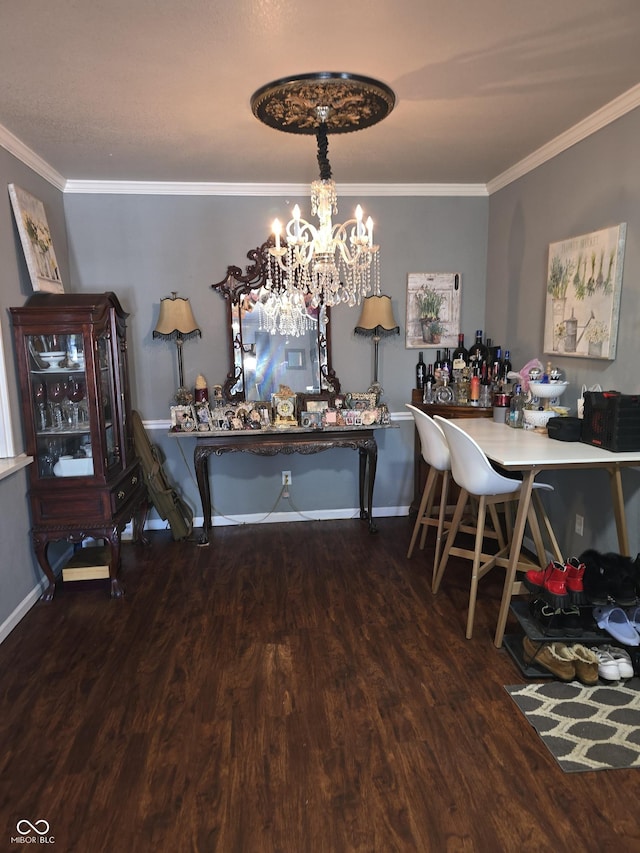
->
[
  {"left": 257, "top": 283, "right": 317, "bottom": 338},
  {"left": 251, "top": 72, "right": 394, "bottom": 311}
]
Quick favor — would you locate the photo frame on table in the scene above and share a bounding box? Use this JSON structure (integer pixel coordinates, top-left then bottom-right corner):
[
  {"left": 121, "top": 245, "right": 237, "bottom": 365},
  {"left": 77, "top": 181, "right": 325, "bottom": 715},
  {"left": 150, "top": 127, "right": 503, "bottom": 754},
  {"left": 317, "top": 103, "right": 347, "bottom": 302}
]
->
[
  {"left": 171, "top": 405, "right": 196, "bottom": 431},
  {"left": 348, "top": 392, "right": 377, "bottom": 410},
  {"left": 406, "top": 272, "right": 461, "bottom": 349},
  {"left": 8, "top": 184, "right": 64, "bottom": 293},
  {"left": 297, "top": 393, "right": 334, "bottom": 414},
  {"left": 300, "top": 411, "right": 323, "bottom": 429},
  {"left": 543, "top": 223, "right": 626, "bottom": 360}
]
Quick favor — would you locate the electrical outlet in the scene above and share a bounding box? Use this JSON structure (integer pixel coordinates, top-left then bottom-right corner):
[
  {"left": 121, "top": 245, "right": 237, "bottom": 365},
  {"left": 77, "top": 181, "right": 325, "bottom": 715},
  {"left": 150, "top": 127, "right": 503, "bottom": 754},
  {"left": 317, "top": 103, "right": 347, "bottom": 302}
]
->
[
  {"left": 282, "top": 471, "right": 292, "bottom": 486},
  {"left": 575, "top": 514, "right": 584, "bottom": 536}
]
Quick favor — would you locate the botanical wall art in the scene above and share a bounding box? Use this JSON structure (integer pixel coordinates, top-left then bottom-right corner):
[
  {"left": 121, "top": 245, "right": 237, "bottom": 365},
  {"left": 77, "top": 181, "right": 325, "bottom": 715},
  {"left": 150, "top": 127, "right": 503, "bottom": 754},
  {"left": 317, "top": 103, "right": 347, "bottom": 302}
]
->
[
  {"left": 543, "top": 223, "right": 626, "bottom": 360},
  {"left": 8, "top": 184, "right": 64, "bottom": 293},
  {"left": 405, "top": 272, "right": 461, "bottom": 349}
]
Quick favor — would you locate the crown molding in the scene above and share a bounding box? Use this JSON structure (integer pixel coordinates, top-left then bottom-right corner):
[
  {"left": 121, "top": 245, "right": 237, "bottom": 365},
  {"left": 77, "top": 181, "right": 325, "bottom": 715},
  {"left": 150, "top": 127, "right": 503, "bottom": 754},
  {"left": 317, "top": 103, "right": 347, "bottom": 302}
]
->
[
  {"left": 62, "top": 180, "right": 487, "bottom": 197},
  {"left": 0, "top": 124, "right": 65, "bottom": 190},
  {"left": 487, "top": 83, "right": 640, "bottom": 195},
  {"left": 2, "top": 84, "right": 639, "bottom": 197}
]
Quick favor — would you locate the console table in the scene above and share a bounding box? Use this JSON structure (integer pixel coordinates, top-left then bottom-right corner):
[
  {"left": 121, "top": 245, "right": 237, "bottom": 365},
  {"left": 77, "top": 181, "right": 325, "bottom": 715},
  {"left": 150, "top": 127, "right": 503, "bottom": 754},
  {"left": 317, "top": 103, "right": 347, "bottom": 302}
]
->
[{"left": 170, "top": 425, "right": 388, "bottom": 544}]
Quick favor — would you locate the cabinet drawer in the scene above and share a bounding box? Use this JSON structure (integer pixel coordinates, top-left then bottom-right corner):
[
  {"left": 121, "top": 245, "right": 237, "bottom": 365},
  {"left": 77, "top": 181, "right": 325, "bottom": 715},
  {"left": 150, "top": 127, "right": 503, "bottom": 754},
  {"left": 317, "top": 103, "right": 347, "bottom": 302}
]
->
[
  {"left": 34, "top": 492, "right": 105, "bottom": 523},
  {"left": 111, "top": 466, "right": 142, "bottom": 513}
]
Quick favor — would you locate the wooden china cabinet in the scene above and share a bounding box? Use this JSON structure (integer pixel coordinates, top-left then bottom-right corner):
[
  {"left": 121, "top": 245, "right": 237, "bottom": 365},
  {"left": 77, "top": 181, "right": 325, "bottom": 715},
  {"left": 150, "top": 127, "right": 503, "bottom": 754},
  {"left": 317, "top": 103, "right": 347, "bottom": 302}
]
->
[{"left": 10, "top": 292, "right": 145, "bottom": 600}]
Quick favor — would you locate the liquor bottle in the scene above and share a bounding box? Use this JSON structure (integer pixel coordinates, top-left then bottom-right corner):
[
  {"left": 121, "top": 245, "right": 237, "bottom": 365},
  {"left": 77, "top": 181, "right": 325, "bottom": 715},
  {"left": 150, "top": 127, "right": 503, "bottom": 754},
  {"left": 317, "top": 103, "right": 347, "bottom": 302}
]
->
[
  {"left": 491, "top": 346, "right": 503, "bottom": 388},
  {"left": 501, "top": 350, "right": 512, "bottom": 385},
  {"left": 485, "top": 337, "right": 494, "bottom": 364},
  {"left": 469, "top": 368, "right": 481, "bottom": 405},
  {"left": 423, "top": 363, "right": 436, "bottom": 404},
  {"left": 451, "top": 334, "right": 468, "bottom": 381},
  {"left": 468, "top": 330, "right": 489, "bottom": 372},
  {"left": 479, "top": 361, "right": 493, "bottom": 407},
  {"left": 416, "top": 351, "right": 426, "bottom": 390},
  {"left": 455, "top": 366, "right": 470, "bottom": 405},
  {"left": 440, "top": 348, "right": 451, "bottom": 386},
  {"left": 433, "top": 349, "right": 442, "bottom": 384},
  {"left": 508, "top": 384, "right": 525, "bottom": 428}
]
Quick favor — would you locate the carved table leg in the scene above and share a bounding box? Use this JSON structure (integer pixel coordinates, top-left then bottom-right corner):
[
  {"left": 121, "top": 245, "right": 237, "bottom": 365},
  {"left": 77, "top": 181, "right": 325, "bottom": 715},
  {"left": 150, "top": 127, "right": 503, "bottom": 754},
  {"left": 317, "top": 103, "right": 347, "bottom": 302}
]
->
[
  {"left": 194, "top": 446, "right": 212, "bottom": 546},
  {"left": 106, "top": 527, "right": 125, "bottom": 598},
  {"left": 132, "top": 499, "right": 151, "bottom": 546},
  {"left": 32, "top": 531, "right": 56, "bottom": 602},
  {"left": 359, "top": 440, "right": 378, "bottom": 533}
]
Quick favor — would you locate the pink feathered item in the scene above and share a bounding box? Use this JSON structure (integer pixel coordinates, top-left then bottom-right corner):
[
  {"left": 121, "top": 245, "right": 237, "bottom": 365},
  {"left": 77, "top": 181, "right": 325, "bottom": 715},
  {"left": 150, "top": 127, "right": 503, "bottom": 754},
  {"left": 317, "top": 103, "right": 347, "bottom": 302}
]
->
[{"left": 514, "top": 358, "right": 544, "bottom": 394}]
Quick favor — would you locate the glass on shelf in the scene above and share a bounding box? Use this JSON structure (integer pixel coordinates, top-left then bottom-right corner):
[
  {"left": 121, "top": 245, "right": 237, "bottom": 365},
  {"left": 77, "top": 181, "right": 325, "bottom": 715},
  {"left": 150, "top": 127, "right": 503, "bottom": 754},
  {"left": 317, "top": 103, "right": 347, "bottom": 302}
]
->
[
  {"left": 48, "top": 378, "right": 67, "bottom": 430},
  {"left": 34, "top": 380, "right": 48, "bottom": 430},
  {"left": 66, "top": 376, "right": 85, "bottom": 428}
]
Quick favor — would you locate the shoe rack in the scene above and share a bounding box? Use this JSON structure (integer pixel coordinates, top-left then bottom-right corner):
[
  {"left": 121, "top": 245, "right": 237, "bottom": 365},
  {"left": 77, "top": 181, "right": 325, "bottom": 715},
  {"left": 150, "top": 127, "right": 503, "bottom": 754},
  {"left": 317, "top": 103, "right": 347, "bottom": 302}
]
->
[{"left": 504, "top": 601, "right": 612, "bottom": 678}]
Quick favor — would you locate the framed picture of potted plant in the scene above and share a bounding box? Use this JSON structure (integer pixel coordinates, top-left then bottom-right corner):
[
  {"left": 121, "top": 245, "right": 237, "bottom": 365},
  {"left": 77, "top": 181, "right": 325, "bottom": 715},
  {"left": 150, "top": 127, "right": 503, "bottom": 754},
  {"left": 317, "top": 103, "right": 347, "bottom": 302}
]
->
[
  {"left": 405, "top": 272, "right": 461, "bottom": 349},
  {"left": 543, "top": 223, "right": 626, "bottom": 360}
]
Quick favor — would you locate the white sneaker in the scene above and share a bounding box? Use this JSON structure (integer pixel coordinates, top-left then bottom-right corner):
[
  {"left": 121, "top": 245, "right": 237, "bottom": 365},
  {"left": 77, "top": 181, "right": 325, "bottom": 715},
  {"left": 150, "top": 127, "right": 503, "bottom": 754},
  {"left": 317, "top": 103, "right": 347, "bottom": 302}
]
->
[
  {"left": 590, "top": 647, "right": 621, "bottom": 680},
  {"left": 601, "top": 644, "right": 634, "bottom": 679}
]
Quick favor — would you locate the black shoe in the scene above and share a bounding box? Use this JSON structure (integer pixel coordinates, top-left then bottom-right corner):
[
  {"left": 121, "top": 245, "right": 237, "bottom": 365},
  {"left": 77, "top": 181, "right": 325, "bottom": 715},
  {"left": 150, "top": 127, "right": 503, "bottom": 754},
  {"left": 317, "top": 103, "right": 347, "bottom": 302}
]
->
[
  {"left": 602, "top": 552, "right": 637, "bottom": 606},
  {"left": 529, "top": 598, "right": 582, "bottom": 637},
  {"left": 580, "top": 549, "right": 609, "bottom": 604}
]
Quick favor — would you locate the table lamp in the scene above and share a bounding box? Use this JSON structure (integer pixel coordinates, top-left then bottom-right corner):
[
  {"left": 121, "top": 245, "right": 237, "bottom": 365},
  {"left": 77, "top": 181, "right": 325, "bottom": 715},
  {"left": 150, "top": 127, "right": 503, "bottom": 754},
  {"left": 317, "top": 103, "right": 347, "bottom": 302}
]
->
[
  {"left": 153, "top": 292, "right": 201, "bottom": 393},
  {"left": 354, "top": 294, "right": 399, "bottom": 402}
]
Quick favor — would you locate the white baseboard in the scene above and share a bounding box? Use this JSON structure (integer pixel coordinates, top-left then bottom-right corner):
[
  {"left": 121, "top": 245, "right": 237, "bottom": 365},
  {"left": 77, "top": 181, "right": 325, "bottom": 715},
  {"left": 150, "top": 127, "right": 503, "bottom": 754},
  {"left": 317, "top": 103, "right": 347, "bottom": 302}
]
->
[
  {"left": 135, "top": 505, "right": 410, "bottom": 532},
  {"left": 0, "top": 581, "right": 47, "bottom": 645}
]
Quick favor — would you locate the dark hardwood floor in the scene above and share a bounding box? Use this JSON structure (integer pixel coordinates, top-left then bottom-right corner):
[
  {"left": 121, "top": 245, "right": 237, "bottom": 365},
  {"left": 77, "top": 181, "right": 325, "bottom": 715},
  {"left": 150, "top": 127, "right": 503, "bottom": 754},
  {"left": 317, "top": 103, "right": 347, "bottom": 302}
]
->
[{"left": 1, "top": 517, "right": 639, "bottom": 852}]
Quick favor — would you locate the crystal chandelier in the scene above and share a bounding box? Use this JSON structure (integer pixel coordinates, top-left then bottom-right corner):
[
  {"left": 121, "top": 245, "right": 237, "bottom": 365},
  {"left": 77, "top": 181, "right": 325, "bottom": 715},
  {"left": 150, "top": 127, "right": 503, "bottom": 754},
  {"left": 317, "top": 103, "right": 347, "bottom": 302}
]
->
[{"left": 251, "top": 73, "right": 395, "bottom": 310}]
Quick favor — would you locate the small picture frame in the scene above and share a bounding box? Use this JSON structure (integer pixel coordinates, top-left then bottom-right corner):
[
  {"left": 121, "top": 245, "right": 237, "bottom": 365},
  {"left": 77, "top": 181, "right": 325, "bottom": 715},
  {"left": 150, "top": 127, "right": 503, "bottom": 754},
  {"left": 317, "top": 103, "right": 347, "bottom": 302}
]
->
[
  {"left": 253, "top": 402, "right": 273, "bottom": 428},
  {"left": 348, "top": 392, "right": 377, "bottom": 410},
  {"left": 322, "top": 409, "right": 339, "bottom": 427},
  {"left": 297, "top": 392, "right": 334, "bottom": 413},
  {"left": 194, "top": 402, "right": 213, "bottom": 431},
  {"left": 171, "top": 405, "right": 196, "bottom": 431},
  {"left": 300, "top": 411, "right": 323, "bottom": 429}
]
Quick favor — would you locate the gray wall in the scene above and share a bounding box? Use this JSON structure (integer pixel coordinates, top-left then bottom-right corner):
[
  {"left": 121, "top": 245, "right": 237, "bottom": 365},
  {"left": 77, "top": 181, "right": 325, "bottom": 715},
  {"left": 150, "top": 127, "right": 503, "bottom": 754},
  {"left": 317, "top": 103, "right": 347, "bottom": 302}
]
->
[
  {"left": 0, "top": 148, "right": 69, "bottom": 632},
  {"left": 487, "top": 106, "right": 640, "bottom": 557},
  {"left": 63, "top": 193, "right": 488, "bottom": 522}
]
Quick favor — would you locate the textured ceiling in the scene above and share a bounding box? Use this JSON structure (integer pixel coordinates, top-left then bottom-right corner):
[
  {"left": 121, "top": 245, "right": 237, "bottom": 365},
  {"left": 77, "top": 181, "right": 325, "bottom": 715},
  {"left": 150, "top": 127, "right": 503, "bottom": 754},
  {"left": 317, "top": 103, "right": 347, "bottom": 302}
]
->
[{"left": 1, "top": 0, "right": 640, "bottom": 186}]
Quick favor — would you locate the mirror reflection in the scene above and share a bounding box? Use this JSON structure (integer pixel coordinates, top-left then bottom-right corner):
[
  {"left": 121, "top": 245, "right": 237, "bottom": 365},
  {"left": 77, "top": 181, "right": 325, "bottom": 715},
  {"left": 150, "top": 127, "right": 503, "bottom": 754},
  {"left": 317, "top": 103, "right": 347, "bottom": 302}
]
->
[
  {"left": 230, "top": 289, "right": 326, "bottom": 401},
  {"left": 212, "top": 238, "right": 341, "bottom": 402}
]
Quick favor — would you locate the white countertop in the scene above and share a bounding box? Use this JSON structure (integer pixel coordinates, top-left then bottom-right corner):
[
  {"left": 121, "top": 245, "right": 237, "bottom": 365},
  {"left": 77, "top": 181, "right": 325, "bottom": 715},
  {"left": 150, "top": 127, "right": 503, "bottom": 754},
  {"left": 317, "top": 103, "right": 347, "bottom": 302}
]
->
[{"left": 448, "top": 418, "right": 640, "bottom": 469}]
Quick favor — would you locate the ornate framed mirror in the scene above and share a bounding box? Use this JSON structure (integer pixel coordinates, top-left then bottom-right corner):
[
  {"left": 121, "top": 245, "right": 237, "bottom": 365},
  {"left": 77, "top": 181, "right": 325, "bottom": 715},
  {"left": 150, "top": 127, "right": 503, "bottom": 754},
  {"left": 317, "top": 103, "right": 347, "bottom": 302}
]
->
[{"left": 211, "top": 238, "right": 341, "bottom": 402}]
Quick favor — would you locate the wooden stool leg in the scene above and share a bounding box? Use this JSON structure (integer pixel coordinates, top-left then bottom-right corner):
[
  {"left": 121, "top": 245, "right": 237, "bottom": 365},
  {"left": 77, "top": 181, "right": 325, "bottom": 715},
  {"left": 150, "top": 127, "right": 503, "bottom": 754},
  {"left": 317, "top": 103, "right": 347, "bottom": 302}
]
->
[
  {"left": 466, "top": 496, "right": 487, "bottom": 639},
  {"left": 531, "top": 491, "right": 563, "bottom": 562},
  {"left": 433, "top": 488, "right": 469, "bottom": 593},
  {"left": 433, "top": 469, "right": 450, "bottom": 582},
  {"left": 407, "top": 466, "right": 438, "bottom": 558}
]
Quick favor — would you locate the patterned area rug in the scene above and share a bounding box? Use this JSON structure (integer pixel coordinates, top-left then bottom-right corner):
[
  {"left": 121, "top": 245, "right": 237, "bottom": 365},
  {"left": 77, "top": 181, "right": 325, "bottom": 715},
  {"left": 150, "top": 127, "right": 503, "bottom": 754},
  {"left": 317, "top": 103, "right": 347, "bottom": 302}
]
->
[{"left": 506, "top": 678, "right": 640, "bottom": 772}]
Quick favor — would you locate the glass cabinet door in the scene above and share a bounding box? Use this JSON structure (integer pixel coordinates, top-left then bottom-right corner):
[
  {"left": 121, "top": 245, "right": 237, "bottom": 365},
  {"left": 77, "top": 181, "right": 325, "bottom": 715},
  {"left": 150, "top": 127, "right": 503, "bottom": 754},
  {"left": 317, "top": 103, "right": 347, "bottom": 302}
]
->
[
  {"left": 97, "top": 333, "right": 122, "bottom": 472},
  {"left": 28, "top": 333, "right": 93, "bottom": 479}
]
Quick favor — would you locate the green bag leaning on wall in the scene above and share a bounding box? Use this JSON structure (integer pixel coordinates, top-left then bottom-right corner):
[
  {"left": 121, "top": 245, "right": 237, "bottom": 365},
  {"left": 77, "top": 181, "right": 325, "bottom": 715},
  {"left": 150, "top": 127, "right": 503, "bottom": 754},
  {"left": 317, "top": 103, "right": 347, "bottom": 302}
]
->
[{"left": 132, "top": 410, "right": 193, "bottom": 541}]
